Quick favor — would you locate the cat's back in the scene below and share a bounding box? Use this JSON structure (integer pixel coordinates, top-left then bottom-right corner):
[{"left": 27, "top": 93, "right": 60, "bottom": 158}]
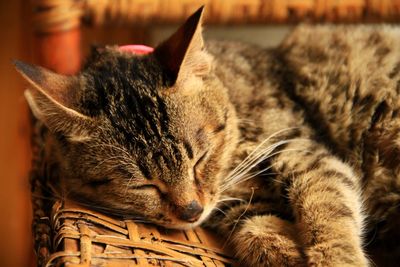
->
[
  {"left": 277, "top": 25, "right": 400, "bottom": 169},
  {"left": 207, "top": 27, "right": 400, "bottom": 230}
]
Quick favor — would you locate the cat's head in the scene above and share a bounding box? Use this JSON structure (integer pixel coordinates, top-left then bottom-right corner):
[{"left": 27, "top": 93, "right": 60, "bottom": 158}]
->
[{"left": 16, "top": 7, "right": 239, "bottom": 229}]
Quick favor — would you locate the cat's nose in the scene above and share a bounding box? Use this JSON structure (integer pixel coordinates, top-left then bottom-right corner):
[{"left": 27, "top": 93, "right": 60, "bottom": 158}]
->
[{"left": 177, "top": 200, "right": 204, "bottom": 222}]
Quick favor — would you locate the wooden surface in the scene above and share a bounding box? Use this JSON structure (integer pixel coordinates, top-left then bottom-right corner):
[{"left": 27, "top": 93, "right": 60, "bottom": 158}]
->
[
  {"left": 35, "top": 29, "right": 81, "bottom": 75},
  {"left": 0, "top": 1, "right": 33, "bottom": 267},
  {"left": 33, "top": 0, "right": 400, "bottom": 34}
]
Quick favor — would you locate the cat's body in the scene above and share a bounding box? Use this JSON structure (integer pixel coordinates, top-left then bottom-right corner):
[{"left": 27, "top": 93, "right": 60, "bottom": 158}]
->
[
  {"left": 17, "top": 7, "right": 400, "bottom": 267},
  {"left": 205, "top": 25, "right": 400, "bottom": 266}
]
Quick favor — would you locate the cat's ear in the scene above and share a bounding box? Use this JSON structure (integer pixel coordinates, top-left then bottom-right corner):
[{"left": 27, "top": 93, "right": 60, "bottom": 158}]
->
[
  {"left": 154, "top": 6, "right": 211, "bottom": 85},
  {"left": 14, "top": 60, "right": 92, "bottom": 138}
]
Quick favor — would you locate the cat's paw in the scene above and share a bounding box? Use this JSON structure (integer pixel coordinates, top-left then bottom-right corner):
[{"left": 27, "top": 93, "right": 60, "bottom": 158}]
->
[
  {"left": 230, "top": 215, "right": 305, "bottom": 267},
  {"left": 306, "top": 242, "right": 369, "bottom": 267}
]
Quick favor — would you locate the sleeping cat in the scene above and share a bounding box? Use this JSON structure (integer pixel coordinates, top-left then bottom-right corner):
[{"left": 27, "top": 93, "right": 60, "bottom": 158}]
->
[{"left": 15, "top": 6, "right": 400, "bottom": 267}]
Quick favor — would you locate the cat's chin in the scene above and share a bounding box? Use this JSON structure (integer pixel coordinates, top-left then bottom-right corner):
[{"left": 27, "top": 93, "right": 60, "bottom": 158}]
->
[{"left": 160, "top": 217, "right": 205, "bottom": 230}]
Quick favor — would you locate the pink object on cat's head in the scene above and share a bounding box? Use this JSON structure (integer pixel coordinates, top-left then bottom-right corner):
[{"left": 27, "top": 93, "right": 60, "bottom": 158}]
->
[{"left": 118, "top": 45, "right": 154, "bottom": 55}]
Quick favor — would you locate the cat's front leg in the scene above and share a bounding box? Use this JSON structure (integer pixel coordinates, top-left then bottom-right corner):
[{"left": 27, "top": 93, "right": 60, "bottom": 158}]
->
[
  {"left": 230, "top": 214, "right": 306, "bottom": 267},
  {"left": 284, "top": 140, "right": 368, "bottom": 266},
  {"left": 207, "top": 187, "right": 306, "bottom": 266}
]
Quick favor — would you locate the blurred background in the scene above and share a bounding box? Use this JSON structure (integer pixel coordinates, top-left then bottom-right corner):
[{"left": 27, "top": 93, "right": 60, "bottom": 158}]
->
[
  {"left": 1, "top": 0, "right": 398, "bottom": 266},
  {"left": 0, "top": 1, "right": 33, "bottom": 267}
]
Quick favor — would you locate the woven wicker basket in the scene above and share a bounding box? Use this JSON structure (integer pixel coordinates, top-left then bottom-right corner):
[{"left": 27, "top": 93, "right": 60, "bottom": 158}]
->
[
  {"left": 28, "top": 1, "right": 400, "bottom": 266},
  {"left": 45, "top": 200, "right": 234, "bottom": 267}
]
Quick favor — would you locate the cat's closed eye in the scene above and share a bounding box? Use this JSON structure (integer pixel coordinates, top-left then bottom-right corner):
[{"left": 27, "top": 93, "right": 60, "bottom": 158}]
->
[
  {"left": 130, "top": 184, "right": 163, "bottom": 194},
  {"left": 194, "top": 151, "right": 208, "bottom": 182}
]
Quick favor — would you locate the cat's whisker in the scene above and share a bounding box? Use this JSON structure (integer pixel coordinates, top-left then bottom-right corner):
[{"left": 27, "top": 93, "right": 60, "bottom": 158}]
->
[
  {"left": 227, "top": 136, "right": 310, "bottom": 182},
  {"left": 212, "top": 207, "right": 227, "bottom": 215},
  {"left": 223, "top": 165, "right": 275, "bottom": 190},
  {"left": 224, "top": 133, "right": 304, "bottom": 182},
  {"left": 227, "top": 145, "right": 276, "bottom": 177},
  {"left": 225, "top": 128, "right": 298, "bottom": 177},
  {"left": 216, "top": 198, "right": 246, "bottom": 208},
  {"left": 225, "top": 139, "right": 310, "bottom": 184},
  {"left": 217, "top": 197, "right": 246, "bottom": 203},
  {"left": 223, "top": 140, "right": 294, "bottom": 184},
  {"left": 222, "top": 187, "right": 255, "bottom": 249},
  {"left": 270, "top": 176, "right": 287, "bottom": 185},
  {"left": 221, "top": 147, "right": 310, "bottom": 192},
  {"left": 222, "top": 147, "right": 306, "bottom": 190},
  {"left": 228, "top": 145, "right": 280, "bottom": 178},
  {"left": 220, "top": 165, "right": 275, "bottom": 193},
  {"left": 226, "top": 130, "right": 286, "bottom": 175},
  {"left": 224, "top": 141, "right": 285, "bottom": 184}
]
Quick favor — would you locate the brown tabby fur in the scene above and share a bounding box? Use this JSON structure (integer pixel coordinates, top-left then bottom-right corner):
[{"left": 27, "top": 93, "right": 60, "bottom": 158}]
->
[{"left": 15, "top": 7, "right": 400, "bottom": 267}]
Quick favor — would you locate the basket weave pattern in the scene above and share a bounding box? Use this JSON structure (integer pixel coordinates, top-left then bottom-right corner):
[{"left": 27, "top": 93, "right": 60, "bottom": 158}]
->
[{"left": 46, "top": 201, "right": 233, "bottom": 267}]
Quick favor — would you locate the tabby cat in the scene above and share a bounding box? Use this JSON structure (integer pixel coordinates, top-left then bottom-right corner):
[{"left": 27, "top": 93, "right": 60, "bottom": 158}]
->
[{"left": 15, "top": 7, "right": 400, "bottom": 267}]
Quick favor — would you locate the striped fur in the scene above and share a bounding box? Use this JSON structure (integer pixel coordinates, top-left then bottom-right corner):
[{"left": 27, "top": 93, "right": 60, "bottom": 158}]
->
[{"left": 206, "top": 26, "right": 400, "bottom": 266}]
